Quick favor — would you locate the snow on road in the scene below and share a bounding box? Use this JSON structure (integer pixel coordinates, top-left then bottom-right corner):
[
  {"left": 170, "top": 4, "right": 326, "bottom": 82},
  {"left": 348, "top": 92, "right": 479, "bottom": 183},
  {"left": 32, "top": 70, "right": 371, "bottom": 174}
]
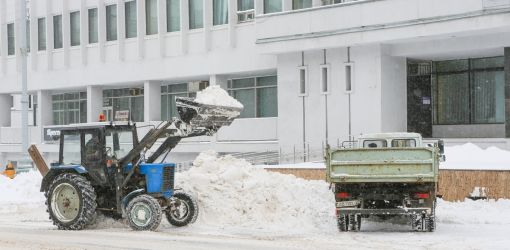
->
[{"left": 1, "top": 152, "right": 510, "bottom": 249}]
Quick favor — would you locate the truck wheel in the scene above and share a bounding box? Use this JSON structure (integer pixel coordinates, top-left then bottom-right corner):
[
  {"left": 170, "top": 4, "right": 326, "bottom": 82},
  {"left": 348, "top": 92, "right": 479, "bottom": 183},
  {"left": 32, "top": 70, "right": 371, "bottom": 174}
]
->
[
  {"left": 166, "top": 192, "right": 198, "bottom": 227},
  {"left": 46, "top": 173, "right": 97, "bottom": 230},
  {"left": 126, "top": 194, "right": 163, "bottom": 231},
  {"left": 348, "top": 215, "right": 361, "bottom": 231},
  {"left": 337, "top": 215, "right": 348, "bottom": 232}
]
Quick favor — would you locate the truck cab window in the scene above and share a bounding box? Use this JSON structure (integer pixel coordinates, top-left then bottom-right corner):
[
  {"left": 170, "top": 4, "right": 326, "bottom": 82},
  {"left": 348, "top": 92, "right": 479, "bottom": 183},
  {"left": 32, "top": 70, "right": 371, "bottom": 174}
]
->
[
  {"left": 363, "top": 140, "right": 387, "bottom": 148},
  {"left": 391, "top": 139, "right": 416, "bottom": 148}
]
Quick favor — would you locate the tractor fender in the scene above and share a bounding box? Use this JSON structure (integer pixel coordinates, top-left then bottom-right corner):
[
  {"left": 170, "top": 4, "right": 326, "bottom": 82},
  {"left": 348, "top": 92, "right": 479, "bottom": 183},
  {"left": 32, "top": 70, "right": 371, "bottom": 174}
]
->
[
  {"left": 121, "top": 189, "right": 145, "bottom": 216},
  {"left": 40, "top": 165, "right": 88, "bottom": 192}
]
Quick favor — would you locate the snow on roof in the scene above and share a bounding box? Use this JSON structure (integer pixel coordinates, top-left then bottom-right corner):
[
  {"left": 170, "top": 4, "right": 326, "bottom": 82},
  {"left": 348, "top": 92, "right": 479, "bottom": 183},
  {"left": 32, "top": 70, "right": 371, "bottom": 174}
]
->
[
  {"left": 259, "top": 143, "right": 510, "bottom": 171},
  {"left": 440, "top": 143, "right": 510, "bottom": 171}
]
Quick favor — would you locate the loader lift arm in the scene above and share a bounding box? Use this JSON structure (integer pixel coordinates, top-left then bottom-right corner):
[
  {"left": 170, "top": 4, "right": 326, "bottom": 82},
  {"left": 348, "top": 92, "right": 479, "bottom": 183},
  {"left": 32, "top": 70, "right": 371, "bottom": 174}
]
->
[{"left": 114, "top": 97, "right": 242, "bottom": 213}]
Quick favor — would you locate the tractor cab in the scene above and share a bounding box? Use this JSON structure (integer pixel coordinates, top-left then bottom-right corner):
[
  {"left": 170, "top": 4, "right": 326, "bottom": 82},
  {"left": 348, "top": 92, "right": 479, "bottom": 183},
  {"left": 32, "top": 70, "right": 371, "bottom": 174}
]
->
[{"left": 56, "top": 122, "right": 137, "bottom": 186}]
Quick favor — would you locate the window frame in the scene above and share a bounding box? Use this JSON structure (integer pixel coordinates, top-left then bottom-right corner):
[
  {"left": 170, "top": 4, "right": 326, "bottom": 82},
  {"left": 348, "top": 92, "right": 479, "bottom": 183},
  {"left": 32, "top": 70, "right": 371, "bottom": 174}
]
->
[
  {"left": 7, "top": 23, "right": 15, "bottom": 56},
  {"left": 320, "top": 64, "right": 331, "bottom": 95},
  {"left": 344, "top": 62, "right": 355, "bottom": 94},
  {"left": 106, "top": 4, "right": 118, "bottom": 42},
  {"left": 145, "top": 0, "right": 159, "bottom": 35},
  {"left": 88, "top": 8, "right": 99, "bottom": 44},
  {"left": 432, "top": 56, "right": 505, "bottom": 125},
  {"left": 125, "top": 1, "right": 138, "bottom": 38},
  {"left": 298, "top": 66, "right": 308, "bottom": 97},
  {"left": 37, "top": 17, "right": 47, "bottom": 51},
  {"left": 70, "top": 11, "right": 81, "bottom": 47},
  {"left": 228, "top": 75, "right": 278, "bottom": 119},
  {"left": 53, "top": 14, "right": 63, "bottom": 50},
  {"left": 166, "top": 0, "right": 181, "bottom": 32}
]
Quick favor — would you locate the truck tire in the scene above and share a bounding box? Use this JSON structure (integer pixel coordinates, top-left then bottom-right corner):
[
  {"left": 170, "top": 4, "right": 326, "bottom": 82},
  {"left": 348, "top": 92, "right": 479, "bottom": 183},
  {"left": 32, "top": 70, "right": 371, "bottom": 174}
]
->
[
  {"left": 46, "top": 173, "right": 97, "bottom": 230},
  {"left": 337, "top": 215, "right": 348, "bottom": 232},
  {"left": 126, "top": 194, "right": 163, "bottom": 231},
  {"left": 349, "top": 215, "right": 361, "bottom": 231},
  {"left": 166, "top": 192, "right": 198, "bottom": 227},
  {"left": 426, "top": 215, "right": 436, "bottom": 232}
]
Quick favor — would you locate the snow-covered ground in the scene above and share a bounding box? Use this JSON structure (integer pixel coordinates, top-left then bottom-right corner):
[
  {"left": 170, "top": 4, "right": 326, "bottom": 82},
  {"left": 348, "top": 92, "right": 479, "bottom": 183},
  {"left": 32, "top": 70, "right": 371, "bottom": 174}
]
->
[{"left": 1, "top": 151, "right": 509, "bottom": 249}]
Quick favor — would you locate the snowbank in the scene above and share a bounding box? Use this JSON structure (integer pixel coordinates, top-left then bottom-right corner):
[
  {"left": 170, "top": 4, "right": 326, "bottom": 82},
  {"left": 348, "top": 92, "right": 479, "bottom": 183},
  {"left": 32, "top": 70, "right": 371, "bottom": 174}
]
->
[
  {"left": 0, "top": 171, "right": 46, "bottom": 220},
  {"left": 441, "top": 143, "right": 510, "bottom": 170},
  {"left": 176, "top": 150, "right": 336, "bottom": 234},
  {"left": 437, "top": 199, "right": 510, "bottom": 225},
  {"left": 194, "top": 85, "right": 243, "bottom": 109}
]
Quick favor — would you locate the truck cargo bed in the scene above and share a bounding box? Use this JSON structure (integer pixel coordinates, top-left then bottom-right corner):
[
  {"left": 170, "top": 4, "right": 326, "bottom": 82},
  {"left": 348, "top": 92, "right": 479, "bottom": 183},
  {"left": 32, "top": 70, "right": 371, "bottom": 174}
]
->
[{"left": 327, "top": 148, "right": 439, "bottom": 183}]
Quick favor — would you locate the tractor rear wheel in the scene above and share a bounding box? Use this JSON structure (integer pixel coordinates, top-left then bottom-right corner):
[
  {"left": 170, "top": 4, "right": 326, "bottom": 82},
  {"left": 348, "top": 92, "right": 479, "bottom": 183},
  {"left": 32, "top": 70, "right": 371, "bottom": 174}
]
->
[
  {"left": 46, "top": 173, "right": 97, "bottom": 230},
  {"left": 126, "top": 194, "right": 163, "bottom": 231},
  {"left": 166, "top": 192, "right": 198, "bottom": 227}
]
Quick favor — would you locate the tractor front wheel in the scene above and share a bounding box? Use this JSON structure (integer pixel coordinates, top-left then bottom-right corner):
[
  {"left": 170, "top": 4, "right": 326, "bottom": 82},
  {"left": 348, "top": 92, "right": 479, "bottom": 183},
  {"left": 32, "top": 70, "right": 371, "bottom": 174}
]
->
[
  {"left": 46, "top": 173, "right": 97, "bottom": 230},
  {"left": 166, "top": 192, "right": 198, "bottom": 227},
  {"left": 126, "top": 194, "right": 163, "bottom": 231}
]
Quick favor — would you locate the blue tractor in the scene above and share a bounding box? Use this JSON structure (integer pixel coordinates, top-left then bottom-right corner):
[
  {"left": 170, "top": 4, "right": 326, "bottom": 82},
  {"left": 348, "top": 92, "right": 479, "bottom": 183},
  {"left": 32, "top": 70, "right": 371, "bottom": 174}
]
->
[{"left": 32, "top": 97, "right": 241, "bottom": 231}]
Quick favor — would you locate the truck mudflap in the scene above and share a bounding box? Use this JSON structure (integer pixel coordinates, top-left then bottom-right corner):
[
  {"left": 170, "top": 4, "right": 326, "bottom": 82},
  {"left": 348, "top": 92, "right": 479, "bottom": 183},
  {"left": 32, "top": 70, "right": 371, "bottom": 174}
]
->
[{"left": 337, "top": 207, "right": 432, "bottom": 216}]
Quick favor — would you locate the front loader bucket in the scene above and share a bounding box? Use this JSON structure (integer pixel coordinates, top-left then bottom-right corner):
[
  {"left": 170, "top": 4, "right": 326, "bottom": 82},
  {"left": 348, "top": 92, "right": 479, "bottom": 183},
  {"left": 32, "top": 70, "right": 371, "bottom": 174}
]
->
[{"left": 176, "top": 97, "right": 243, "bottom": 128}]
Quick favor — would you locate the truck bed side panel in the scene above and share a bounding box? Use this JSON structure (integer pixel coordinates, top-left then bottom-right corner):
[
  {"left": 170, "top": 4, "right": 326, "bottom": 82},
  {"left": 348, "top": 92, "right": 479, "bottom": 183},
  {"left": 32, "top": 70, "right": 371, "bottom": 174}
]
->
[{"left": 327, "top": 148, "right": 439, "bottom": 183}]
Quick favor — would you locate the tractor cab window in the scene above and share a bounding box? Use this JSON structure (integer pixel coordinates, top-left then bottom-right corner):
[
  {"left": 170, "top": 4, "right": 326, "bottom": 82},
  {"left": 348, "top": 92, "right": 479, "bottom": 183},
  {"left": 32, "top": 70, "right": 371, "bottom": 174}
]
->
[
  {"left": 105, "top": 129, "right": 134, "bottom": 159},
  {"left": 62, "top": 132, "right": 81, "bottom": 165},
  {"left": 363, "top": 140, "right": 387, "bottom": 148},
  {"left": 391, "top": 139, "right": 416, "bottom": 148}
]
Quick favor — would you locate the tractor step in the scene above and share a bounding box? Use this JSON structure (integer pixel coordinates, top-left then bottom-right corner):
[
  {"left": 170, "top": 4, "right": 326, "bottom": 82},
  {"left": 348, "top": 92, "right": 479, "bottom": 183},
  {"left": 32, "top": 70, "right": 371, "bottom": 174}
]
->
[{"left": 176, "top": 97, "right": 242, "bottom": 128}]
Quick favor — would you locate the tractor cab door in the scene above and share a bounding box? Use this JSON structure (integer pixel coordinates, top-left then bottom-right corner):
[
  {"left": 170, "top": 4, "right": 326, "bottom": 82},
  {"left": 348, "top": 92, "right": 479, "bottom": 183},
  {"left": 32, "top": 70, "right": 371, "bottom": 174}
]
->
[{"left": 81, "top": 129, "right": 109, "bottom": 186}]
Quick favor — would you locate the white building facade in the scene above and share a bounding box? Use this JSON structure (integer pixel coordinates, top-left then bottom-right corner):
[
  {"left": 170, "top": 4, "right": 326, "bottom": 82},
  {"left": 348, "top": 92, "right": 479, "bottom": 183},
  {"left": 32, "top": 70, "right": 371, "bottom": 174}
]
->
[{"left": 0, "top": 0, "right": 510, "bottom": 164}]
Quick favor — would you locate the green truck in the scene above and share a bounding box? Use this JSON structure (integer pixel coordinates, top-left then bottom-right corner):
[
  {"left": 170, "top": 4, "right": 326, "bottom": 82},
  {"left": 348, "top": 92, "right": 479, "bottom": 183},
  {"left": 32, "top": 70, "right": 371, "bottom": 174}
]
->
[{"left": 326, "top": 133, "right": 444, "bottom": 232}]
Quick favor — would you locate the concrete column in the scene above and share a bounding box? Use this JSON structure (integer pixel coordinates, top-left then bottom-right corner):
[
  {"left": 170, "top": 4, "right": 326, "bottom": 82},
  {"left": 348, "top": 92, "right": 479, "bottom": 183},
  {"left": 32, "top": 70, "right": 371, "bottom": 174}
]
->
[
  {"left": 283, "top": 0, "right": 293, "bottom": 11},
  {"left": 0, "top": 94, "right": 12, "bottom": 127},
  {"left": 505, "top": 47, "right": 510, "bottom": 138},
  {"left": 144, "top": 81, "right": 161, "bottom": 122},
  {"left": 87, "top": 86, "right": 103, "bottom": 123},
  {"left": 137, "top": 0, "right": 146, "bottom": 59},
  {"left": 98, "top": 0, "right": 106, "bottom": 62},
  {"left": 37, "top": 90, "right": 52, "bottom": 142},
  {"left": 29, "top": 0, "right": 38, "bottom": 71},
  {"left": 227, "top": 0, "right": 237, "bottom": 48},
  {"left": 46, "top": 0, "right": 54, "bottom": 70},
  {"left": 117, "top": 0, "right": 126, "bottom": 61},
  {"left": 158, "top": 0, "right": 167, "bottom": 57},
  {"left": 62, "top": 0, "right": 70, "bottom": 67},
  {"left": 254, "top": 0, "right": 264, "bottom": 15},
  {"left": 180, "top": 0, "right": 189, "bottom": 54},
  {"left": 203, "top": 0, "right": 212, "bottom": 51},
  {"left": 80, "top": 0, "right": 88, "bottom": 65},
  {"left": 0, "top": 0, "right": 6, "bottom": 75}
]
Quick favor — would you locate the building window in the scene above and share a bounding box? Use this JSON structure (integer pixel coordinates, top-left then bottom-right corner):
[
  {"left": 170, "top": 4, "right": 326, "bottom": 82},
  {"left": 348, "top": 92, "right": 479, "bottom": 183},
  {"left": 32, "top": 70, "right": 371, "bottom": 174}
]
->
[
  {"left": 298, "top": 67, "right": 307, "bottom": 95},
  {"left": 167, "top": 0, "right": 180, "bottom": 32},
  {"left": 145, "top": 0, "right": 158, "bottom": 35},
  {"left": 125, "top": 1, "right": 137, "bottom": 38},
  {"left": 52, "top": 92, "right": 87, "bottom": 125},
  {"left": 433, "top": 57, "right": 505, "bottom": 125},
  {"left": 213, "top": 0, "right": 228, "bottom": 25},
  {"left": 189, "top": 0, "right": 204, "bottom": 29},
  {"left": 88, "top": 8, "right": 99, "bottom": 43},
  {"left": 345, "top": 63, "right": 353, "bottom": 92},
  {"left": 26, "top": 20, "right": 30, "bottom": 51},
  {"left": 321, "top": 0, "right": 344, "bottom": 5},
  {"left": 38, "top": 18, "right": 46, "bottom": 50},
  {"left": 320, "top": 64, "right": 330, "bottom": 94},
  {"left": 103, "top": 88, "right": 144, "bottom": 122},
  {"left": 228, "top": 76, "right": 278, "bottom": 118},
  {"left": 53, "top": 15, "right": 63, "bottom": 49},
  {"left": 106, "top": 4, "right": 118, "bottom": 41},
  {"left": 238, "top": 0, "right": 254, "bottom": 11},
  {"left": 293, "top": 0, "right": 312, "bottom": 9},
  {"left": 70, "top": 11, "right": 80, "bottom": 46},
  {"left": 264, "top": 0, "right": 282, "bottom": 13},
  {"left": 161, "top": 82, "right": 209, "bottom": 121},
  {"left": 7, "top": 23, "right": 15, "bottom": 56}
]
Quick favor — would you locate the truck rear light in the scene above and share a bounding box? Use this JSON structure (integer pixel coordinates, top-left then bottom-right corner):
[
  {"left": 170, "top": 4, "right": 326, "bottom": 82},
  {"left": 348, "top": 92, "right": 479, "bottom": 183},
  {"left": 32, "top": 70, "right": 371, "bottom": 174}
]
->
[
  {"left": 415, "top": 193, "right": 430, "bottom": 199},
  {"left": 336, "top": 192, "right": 350, "bottom": 199}
]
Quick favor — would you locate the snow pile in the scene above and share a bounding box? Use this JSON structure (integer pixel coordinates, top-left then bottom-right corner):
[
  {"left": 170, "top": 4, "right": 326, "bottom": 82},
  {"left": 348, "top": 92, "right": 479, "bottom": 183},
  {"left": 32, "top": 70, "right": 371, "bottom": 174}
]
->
[
  {"left": 441, "top": 143, "right": 510, "bottom": 170},
  {"left": 176, "top": 150, "right": 336, "bottom": 234},
  {"left": 194, "top": 85, "right": 243, "bottom": 109},
  {"left": 0, "top": 171, "right": 46, "bottom": 220},
  {"left": 437, "top": 199, "right": 510, "bottom": 225}
]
